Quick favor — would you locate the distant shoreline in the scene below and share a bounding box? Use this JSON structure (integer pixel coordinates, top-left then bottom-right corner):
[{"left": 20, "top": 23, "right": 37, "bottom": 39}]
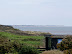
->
[{"left": 11, "top": 25, "right": 72, "bottom": 27}]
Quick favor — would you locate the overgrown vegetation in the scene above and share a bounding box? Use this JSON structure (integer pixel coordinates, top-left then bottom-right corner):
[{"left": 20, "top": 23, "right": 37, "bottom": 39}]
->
[
  {"left": 19, "top": 46, "right": 39, "bottom": 54},
  {"left": 57, "top": 35, "right": 72, "bottom": 54},
  {"left": 0, "top": 25, "right": 46, "bottom": 54},
  {"left": 0, "top": 35, "right": 20, "bottom": 54},
  {"left": 0, "top": 32, "right": 40, "bottom": 54}
]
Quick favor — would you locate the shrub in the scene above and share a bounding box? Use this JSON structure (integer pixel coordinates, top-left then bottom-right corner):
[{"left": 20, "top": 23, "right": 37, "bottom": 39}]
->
[
  {"left": 12, "top": 40, "right": 22, "bottom": 52},
  {"left": 0, "top": 35, "right": 22, "bottom": 54},
  {"left": 0, "top": 46, "right": 7, "bottom": 54},
  {"left": 0, "top": 35, "right": 10, "bottom": 54},
  {"left": 57, "top": 35, "right": 72, "bottom": 54},
  {"left": 19, "top": 46, "right": 39, "bottom": 54}
]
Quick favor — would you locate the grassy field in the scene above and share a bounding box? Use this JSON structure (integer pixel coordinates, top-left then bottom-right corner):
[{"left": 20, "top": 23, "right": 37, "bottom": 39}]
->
[{"left": 0, "top": 32, "right": 45, "bottom": 47}]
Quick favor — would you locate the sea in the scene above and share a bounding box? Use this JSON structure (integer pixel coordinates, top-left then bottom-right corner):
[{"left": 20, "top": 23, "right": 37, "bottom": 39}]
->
[{"left": 12, "top": 25, "right": 72, "bottom": 35}]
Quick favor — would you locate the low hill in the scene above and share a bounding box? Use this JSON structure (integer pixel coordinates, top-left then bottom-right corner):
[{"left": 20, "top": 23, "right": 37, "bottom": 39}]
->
[{"left": 0, "top": 25, "right": 51, "bottom": 36}]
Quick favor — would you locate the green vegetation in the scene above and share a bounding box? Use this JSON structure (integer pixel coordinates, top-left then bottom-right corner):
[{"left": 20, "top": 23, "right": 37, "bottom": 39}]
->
[
  {"left": 57, "top": 35, "right": 72, "bottom": 54},
  {"left": 0, "top": 35, "right": 20, "bottom": 54},
  {"left": 0, "top": 25, "right": 52, "bottom": 54},
  {"left": 0, "top": 32, "right": 44, "bottom": 47},
  {"left": 0, "top": 32, "right": 42, "bottom": 54},
  {"left": 19, "top": 46, "right": 39, "bottom": 54}
]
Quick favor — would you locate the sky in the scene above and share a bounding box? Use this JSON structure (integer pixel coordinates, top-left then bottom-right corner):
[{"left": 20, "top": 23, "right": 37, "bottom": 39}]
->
[{"left": 0, "top": 0, "right": 72, "bottom": 26}]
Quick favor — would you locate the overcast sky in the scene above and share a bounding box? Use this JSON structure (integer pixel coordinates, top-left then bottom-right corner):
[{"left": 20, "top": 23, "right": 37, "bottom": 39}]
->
[{"left": 0, "top": 0, "right": 72, "bottom": 26}]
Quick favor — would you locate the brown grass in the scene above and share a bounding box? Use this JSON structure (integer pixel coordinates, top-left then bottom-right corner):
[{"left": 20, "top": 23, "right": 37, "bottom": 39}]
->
[{"left": 41, "top": 50, "right": 64, "bottom": 54}]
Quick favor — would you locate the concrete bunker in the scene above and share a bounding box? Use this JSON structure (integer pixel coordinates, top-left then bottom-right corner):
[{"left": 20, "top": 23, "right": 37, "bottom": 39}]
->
[{"left": 44, "top": 34, "right": 66, "bottom": 50}]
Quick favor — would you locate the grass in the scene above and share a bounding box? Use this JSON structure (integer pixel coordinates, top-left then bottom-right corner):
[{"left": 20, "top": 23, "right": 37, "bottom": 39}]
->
[{"left": 0, "top": 32, "right": 44, "bottom": 47}]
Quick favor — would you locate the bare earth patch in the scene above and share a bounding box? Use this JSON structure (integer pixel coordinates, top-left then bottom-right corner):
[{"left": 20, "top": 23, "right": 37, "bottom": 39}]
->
[{"left": 41, "top": 50, "right": 64, "bottom": 54}]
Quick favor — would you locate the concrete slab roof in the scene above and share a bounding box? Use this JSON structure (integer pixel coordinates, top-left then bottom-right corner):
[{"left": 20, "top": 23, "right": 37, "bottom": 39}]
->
[{"left": 44, "top": 34, "right": 72, "bottom": 38}]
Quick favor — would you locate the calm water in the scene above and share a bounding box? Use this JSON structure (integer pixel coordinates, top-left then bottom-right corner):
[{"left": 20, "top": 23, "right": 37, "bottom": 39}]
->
[
  {"left": 57, "top": 39, "right": 62, "bottom": 43},
  {"left": 12, "top": 26, "right": 72, "bottom": 35}
]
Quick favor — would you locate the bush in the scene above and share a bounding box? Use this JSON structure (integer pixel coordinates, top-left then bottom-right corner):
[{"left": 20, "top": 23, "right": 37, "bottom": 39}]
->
[
  {"left": 12, "top": 40, "right": 22, "bottom": 52},
  {"left": 0, "top": 35, "right": 22, "bottom": 54},
  {"left": 0, "top": 35, "right": 10, "bottom": 54},
  {"left": 19, "top": 46, "right": 39, "bottom": 54},
  {"left": 57, "top": 35, "right": 72, "bottom": 54},
  {"left": 0, "top": 46, "right": 7, "bottom": 54}
]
